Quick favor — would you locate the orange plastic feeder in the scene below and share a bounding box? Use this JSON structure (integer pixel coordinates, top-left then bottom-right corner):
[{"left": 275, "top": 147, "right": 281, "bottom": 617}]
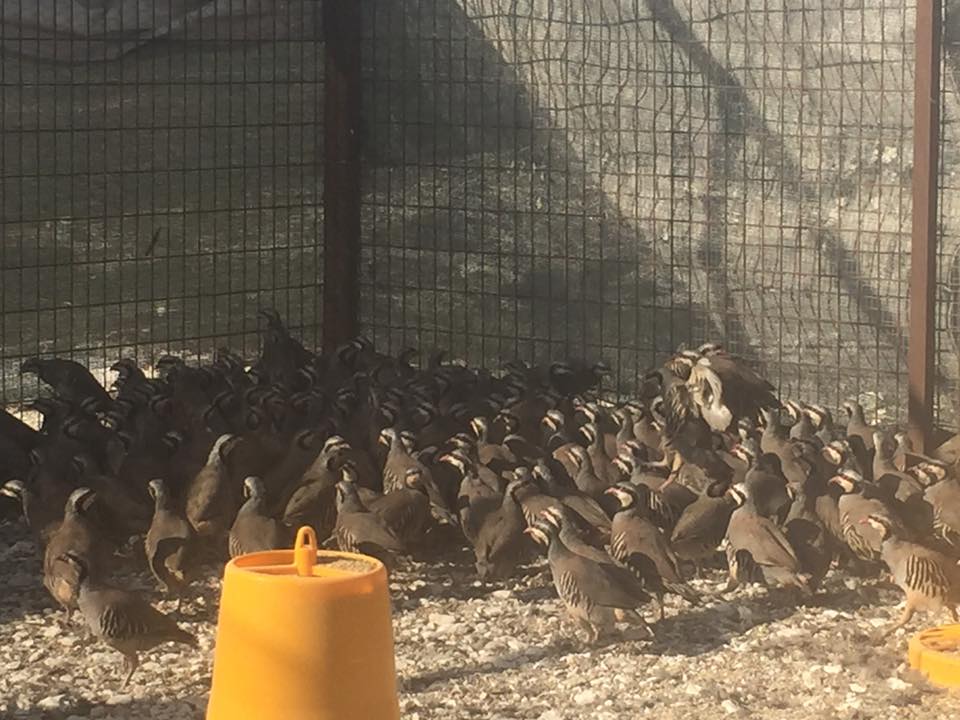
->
[
  {"left": 908, "top": 623, "right": 960, "bottom": 690},
  {"left": 206, "top": 527, "right": 401, "bottom": 719}
]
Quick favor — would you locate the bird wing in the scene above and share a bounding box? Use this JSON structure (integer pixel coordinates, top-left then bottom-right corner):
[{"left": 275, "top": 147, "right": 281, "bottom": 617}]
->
[
  {"left": 340, "top": 512, "right": 406, "bottom": 553},
  {"left": 728, "top": 509, "right": 799, "bottom": 570},
  {"left": 687, "top": 361, "right": 733, "bottom": 432},
  {"left": 555, "top": 546, "right": 649, "bottom": 608}
]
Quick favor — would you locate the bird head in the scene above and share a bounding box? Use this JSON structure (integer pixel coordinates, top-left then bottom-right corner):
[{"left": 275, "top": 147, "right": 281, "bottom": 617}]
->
[
  {"left": 19, "top": 358, "right": 41, "bottom": 375},
  {"left": 828, "top": 469, "right": 862, "bottom": 493},
  {"left": 530, "top": 462, "right": 553, "bottom": 486},
  {"left": 147, "top": 478, "right": 166, "bottom": 501},
  {"left": 612, "top": 455, "right": 633, "bottom": 478},
  {"left": 539, "top": 505, "right": 567, "bottom": 529},
  {"left": 549, "top": 361, "right": 575, "bottom": 379},
  {"left": 859, "top": 513, "right": 893, "bottom": 540},
  {"left": 821, "top": 440, "right": 849, "bottom": 467},
  {"left": 321, "top": 435, "right": 350, "bottom": 458},
  {"left": 541, "top": 409, "right": 565, "bottom": 433},
  {"left": 404, "top": 467, "right": 425, "bottom": 491},
  {"left": 592, "top": 360, "right": 613, "bottom": 379},
  {"left": 335, "top": 478, "right": 359, "bottom": 510},
  {"left": 725, "top": 482, "right": 749, "bottom": 507},
  {"left": 729, "top": 443, "right": 755, "bottom": 466},
  {"left": 469, "top": 416, "right": 488, "bottom": 440},
  {"left": 565, "top": 445, "right": 587, "bottom": 470},
  {"left": 242, "top": 476, "right": 264, "bottom": 500},
  {"left": 578, "top": 423, "right": 598, "bottom": 445},
  {"left": 783, "top": 400, "right": 804, "bottom": 422},
  {"left": 0, "top": 478, "right": 27, "bottom": 500},
  {"left": 605, "top": 482, "right": 639, "bottom": 510},
  {"left": 378, "top": 427, "right": 398, "bottom": 448},
  {"left": 66, "top": 487, "right": 96, "bottom": 515},
  {"left": 56, "top": 552, "right": 90, "bottom": 585},
  {"left": 438, "top": 451, "right": 468, "bottom": 478},
  {"left": 209, "top": 433, "right": 238, "bottom": 465},
  {"left": 696, "top": 342, "right": 724, "bottom": 356},
  {"left": 523, "top": 519, "right": 553, "bottom": 548},
  {"left": 339, "top": 460, "right": 358, "bottom": 484}
]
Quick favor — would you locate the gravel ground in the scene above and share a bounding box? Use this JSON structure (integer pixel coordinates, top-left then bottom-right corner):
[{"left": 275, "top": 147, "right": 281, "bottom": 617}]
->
[{"left": 1, "top": 519, "right": 957, "bottom": 720}]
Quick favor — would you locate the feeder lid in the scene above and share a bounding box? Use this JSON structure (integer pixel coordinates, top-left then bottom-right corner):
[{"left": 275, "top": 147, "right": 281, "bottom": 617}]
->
[
  {"left": 230, "top": 526, "right": 383, "bottom": 580},
  {"left": 908, "top": 623, "right": 960, "bottom": 689}
]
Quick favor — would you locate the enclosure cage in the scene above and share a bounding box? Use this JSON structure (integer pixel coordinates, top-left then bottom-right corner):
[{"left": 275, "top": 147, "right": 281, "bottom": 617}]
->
[{"left": 0, "top": 0, "right": 958, "bottom": 438}]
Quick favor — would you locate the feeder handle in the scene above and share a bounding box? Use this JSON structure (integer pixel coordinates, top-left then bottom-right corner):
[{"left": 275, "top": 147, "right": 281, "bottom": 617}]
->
[{"left": 294, "top": 526, "right": 319, "bottom": 577}]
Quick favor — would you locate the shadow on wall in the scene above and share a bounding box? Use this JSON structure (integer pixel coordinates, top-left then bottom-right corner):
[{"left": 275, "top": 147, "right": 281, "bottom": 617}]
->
[
  {"left": 358, "top": 0, "right": 710, "bottom": 384},
  {"left": 357, "top": 0, "right": 919, "bottom": 406}
]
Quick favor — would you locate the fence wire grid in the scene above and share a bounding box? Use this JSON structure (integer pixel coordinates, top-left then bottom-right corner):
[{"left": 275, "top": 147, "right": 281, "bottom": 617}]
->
[
  {"left": 359, "top": 0, "right": 918, "bottom": 423},
  {"left": 2, "top": 0, "right": 958, "bottom": 431},
  {"left": 0, "top": 1, "right": 324, "bottom": 403}
]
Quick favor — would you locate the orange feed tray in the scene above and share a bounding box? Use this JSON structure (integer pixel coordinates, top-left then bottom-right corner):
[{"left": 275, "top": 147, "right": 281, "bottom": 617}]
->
[{"left": 908, "top": 624, "right": 960, "bottom": 690}]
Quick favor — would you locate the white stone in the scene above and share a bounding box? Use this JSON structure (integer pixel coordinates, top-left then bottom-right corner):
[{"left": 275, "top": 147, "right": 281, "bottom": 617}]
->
[
  {"left": 887, "top": 677, "right": 910, "bottom": 691},
  {"left": 573, "top": 689, "right": 597, "bottom": 706},
  {"left": 37, "top": 695, "right": 65, "bottom": 710},
  {"left": 721, "top": 699, "right": 740, "bottom": 714},
  {"left": 823, "top": 664, "right": 842, "bottom": 675},
  {"left": 428, "top": 613, "right": 456, "bottom": 629}
]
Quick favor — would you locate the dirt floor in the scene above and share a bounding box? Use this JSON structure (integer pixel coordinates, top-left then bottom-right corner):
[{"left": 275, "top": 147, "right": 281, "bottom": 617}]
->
[{"left": 0, "top": 519, "right": 957, "bottom": 720}]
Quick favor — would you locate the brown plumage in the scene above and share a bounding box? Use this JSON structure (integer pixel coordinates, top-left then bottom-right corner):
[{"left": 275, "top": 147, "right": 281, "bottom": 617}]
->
[
  {"left": 566, "top": 445, "right": 611, "bottom": 499},
  {"left": 842, "top": 401, "right": 875, "bottom": 481},
  {"left": 380, "top": 427, "right": 427, "bottom": 493},
  {"left": 863, "top": 515, "right": 960, "bottom": 633},
  {"left": 145, "top": 478, "right": 196, "bottom": 608},
  {"left": 606, "top": 483, "right": 700, "bottom": 617},
  {"left": 724, "top": 482, "right": 811, "bottom": 593},
  {"left": 670, "top": 482, "right": 735, "bottom": 571},
  {"left": 526, "top": 518, "right": 652, "bottom": 644},
  {"left": 829, "top": 469, "right": 898, "bottom": 565},
  {"left": 43, "top": 488, "right": 108, "bottom": 619},
  {"left": 471, "top": 478, "right": 529, "bottom": 580},
  {"left": 694, "top": 343, "right": 779, "bottom": 425},
  {"left": 61, "top": 552, "right": 196, "bottom": 686},
  {"left": 579, "top": 422, "right": 620, "bottom": 487},
  {"left": 1, "top": 478, "right": 61, "bottom": 545},
  {"left": 334, "top": 479, "right": 406, "bottom": 566},
  {"left": 186, "top": 433, "right": 242, "bottom": 538},
  {"left": 924, "top": 476, "right": 960, "bottom": 550},
  {"left": 228, "top": 477, "right": 284, "bottom": 558}
]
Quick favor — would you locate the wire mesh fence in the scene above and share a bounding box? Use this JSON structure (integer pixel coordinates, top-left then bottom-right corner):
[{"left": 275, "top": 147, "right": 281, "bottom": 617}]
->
[
  {"left": 937, "top": 0, "right": 960, "bottom": 429},
  {"left": 2, "top": 0, "right": 957, "bottom": 431},
  {"left": 358, "top": 0, "right": 917, "bottom": 421},
  {"left": 0, "top": 1, "right": 325, "bottom": 405}
]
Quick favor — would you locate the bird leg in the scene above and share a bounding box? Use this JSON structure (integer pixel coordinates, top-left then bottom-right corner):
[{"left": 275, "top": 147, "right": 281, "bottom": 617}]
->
[
  {"left": 571, "top": 615, "right": 599, "bottom": 645},
  {"left": 121, "top": 653, "right": 139, "bottom": 688},
  {"left": 886, "top": 601, "right": 916, "bottom": 637},
  {"left": 615, "top": 609, "right": 655, "bottom": 640},
  {"left": 948, "top": 605, "right": 958, "bottom": 624}
]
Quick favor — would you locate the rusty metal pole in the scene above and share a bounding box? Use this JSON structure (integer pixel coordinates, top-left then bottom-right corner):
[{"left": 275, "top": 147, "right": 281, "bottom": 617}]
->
[
  {"left": 323, "top": 0, "right": 362, "bottom": 349},
  {"left": 908, "top": 0, "right": 942, "bottom": 452}
]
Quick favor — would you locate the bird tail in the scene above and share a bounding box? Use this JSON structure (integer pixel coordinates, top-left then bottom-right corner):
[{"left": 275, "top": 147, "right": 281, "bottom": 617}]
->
[
  {"left": 792, "top": 572, "right": 814, "bottom": 596},
  {"left": 665, "top": 581, "right": 701, "bottom": 606},
  {"left": 174, "top": 627, "right": 198, "bottom": 647}
]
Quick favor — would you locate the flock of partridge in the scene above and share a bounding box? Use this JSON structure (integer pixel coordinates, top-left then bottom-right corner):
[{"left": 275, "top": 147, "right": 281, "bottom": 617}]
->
[{"left": 1, "top": 310, "right": 959, "bottom": 686}]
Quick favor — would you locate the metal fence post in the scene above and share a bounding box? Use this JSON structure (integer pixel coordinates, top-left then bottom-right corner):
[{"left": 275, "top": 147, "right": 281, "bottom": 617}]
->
[
  {"left": 323, "top": 0, "right": 362, "bottom": 350},
  {"left": 909, "top": 0, "right": 943, "bottom": 451}
]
